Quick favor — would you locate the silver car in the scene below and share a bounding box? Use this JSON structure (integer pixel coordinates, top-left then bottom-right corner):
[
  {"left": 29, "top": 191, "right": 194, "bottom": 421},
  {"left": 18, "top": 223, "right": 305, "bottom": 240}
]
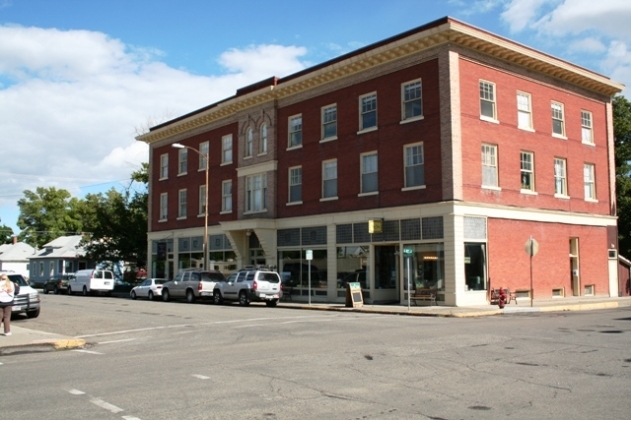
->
[
  {"left": 162, "top": 269, "right": 225, "bottom": 303},
  {"left": 213, "top": 268, "right": 282, "bottom": 307}
]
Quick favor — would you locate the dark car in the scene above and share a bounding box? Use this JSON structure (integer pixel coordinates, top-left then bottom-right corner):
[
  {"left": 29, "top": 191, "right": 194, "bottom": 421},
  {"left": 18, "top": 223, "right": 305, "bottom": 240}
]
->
[{"left": 43, "top": 273, "right": 75, "bottom": 294}]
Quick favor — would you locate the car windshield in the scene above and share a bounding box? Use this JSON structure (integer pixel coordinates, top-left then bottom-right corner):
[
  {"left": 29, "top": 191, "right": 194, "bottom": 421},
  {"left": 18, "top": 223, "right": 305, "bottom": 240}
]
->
[
  {"left": 7, "top": 274, "right": 28, "bottom": 286},
  {"left": 258, "top": 273, "right": 280, "bottom": 283}
]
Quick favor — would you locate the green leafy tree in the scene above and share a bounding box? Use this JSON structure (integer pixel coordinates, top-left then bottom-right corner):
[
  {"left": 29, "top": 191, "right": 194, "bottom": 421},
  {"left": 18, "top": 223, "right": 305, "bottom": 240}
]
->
[
  {"left": 614, "top": 95, "right": 631, "bottom": 258},
  {"left": 0, "top": 219, "right": 15, "bottom": 244}
]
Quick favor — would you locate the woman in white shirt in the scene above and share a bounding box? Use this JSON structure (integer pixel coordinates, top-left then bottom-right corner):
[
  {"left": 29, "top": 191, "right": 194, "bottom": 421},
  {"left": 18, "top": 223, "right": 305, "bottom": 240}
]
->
[{"left": 0, "top": 274, "right": 15, "bottom": 336}]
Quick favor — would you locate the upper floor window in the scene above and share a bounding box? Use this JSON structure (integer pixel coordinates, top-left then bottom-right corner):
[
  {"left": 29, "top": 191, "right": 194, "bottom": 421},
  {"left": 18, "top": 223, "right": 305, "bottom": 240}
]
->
[
  {"left": 245, "top": 128, "right": 254, "bottom": 157},
  {"left": 552, "top": 102, "right": 565, "bottom": 137},
  {"left": 359, "top": 93, "right": 377, "bottom": 131},
  {"left": 198, "top": 185, "right": 206, "bottom": 216},
  {"left": 260, "top": 123, "right": 268, "bottom": 154},
  {"left": 289, "top": 166, "right": 302, "bottom": 203},
  {"left": 517, "top": 92, "right": 533, "bottom": 130},
  {"left": 480, "top": 80, "right": 496, "bottom": 121},
  {"left": 584, "top": 163, "right": 596, "bottom": 200},
  {"left": 581, "top": 111, "right": 594, "bottom": 144},
  {"left": 222, "top": 134, "right": 232, "bottom": 164},
  {"left": 554, "top": 158, "right": 568, "bottom": 196},
  {"left": 322, "top": 104, "right": 337, "bottom": 140},
  {"left": 160, "top": 154, "right": 168, "bottom": 179},
  {"left": 178, "top": 189, "right": 187, "bottom": 218},
  {"left": 481, "top": 144, "right": 498, "bottom": 188},
  {"left": 322, "top": 160, "right": 337, "bottom": 199},
  {"left": 289, "top": 115, "right": 302, "bottom": 148},
  {"left": 199, "top": 141, "right": 209, "bottom": 170},
  {"left": 361, "top": 152, "right": 378, "bottom": 194},
  {"left": 159, "top": 193, "right": 168, "bottom": 221},
  {"left": 404, "top": 143, "right": 425, "bottom": 188},
  {"left": 246, "top": 174, "right": 267, "bottom": 212},
  {"left": 178, "top": 148, "right": 187, "bottom": 175},
  {"left": 520, "top": 151, "right": 535, "bottom": 192},
  {"left": 222, "top": 180, "right": 232, "bottom": 212},
  {"left": 402, "top": 80, "right": 422, "bottom": 120}
]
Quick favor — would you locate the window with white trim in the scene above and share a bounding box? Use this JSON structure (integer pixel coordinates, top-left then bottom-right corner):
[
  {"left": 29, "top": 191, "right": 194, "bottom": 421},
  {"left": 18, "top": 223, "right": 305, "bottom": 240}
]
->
[
  {"left": 289, "top": 115, "right": 302, "bottom": 148},
  {"left": 481, "top": 144, "right": 498, "bottom": 187},
  {"left": 520, "top": 151, "right": 535, "bottom": 191},
  {"left": 245, "top": 128, "right": 253, "bottom": 157},
  {"left": 160, "top": 154, "right": 168, "bottom": 179},
  {"left": 581, "top": 110, "right": 593, "bottom": 144},
  {"left": 222, "top": 134, "right": 232, "bottom": 164},
  {"left": 517, "top": 92, "right": 532, "bottom": 130},
  {"left": 199, "top": 141, "right": 208, "bottom": 170},
  {"left": 198, "top": 185, "right": 206, "bottom": 216},
  {"left": 289, "top": 166, "right": 302, "bottom": 203},
  {"left": 222, "top": 180, "right": 232, "bottom": 212},
  {"left": 178, "top": 148, "right": 187, "bottom": 175},
  {"left": 246, "top": 174, "right": 267, "bottom": 212},
  {"left": 159, "top": 193, "right": 168, "bottom": 220},
  {"left": 361, "top": 152, "right": 378, "bottom": 194},
  {"left": 584, "top": 163, "right": 596, "bottom": 200},
  {"left": 480, "top": 80, "right": 496, "bottom": 120},
  {"left": 260, "top": 123, "right": 268, "bottom": 154},
  {"left": 322, "top": 104, "right": 337, "bottom": 139},
  {"left": 178, "top": 189, "right": 187, "bottom": 218},
  {"left": 359, "top": 93, "right": 377, "bottom": 131},
  {"left": 404, "top": 143, "right": 425, "bottom": 187},
  {"left": 402, "top": 80, "right": 422, "bottom": 120},
  {"left": 554, "top": 158, "right": 567, "bottom": 196},
  {"left": 322, "top": 160, "right": 337, "bottom": 199},
  {"left": 552, "top": 102, "right": 565, "bottom": 136}
]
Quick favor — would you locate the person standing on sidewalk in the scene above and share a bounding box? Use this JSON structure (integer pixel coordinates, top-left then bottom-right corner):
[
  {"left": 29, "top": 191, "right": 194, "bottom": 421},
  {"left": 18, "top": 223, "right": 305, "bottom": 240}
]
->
[{"left": 0, "top": 274, "right": 15, "bottom": 336}]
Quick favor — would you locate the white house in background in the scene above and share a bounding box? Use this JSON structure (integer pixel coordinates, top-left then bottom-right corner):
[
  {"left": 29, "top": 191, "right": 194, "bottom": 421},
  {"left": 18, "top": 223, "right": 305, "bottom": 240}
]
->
[
  {"left": 0, "top": 240, "right": 36, "bottom": 279},
  {"left": 28, "top": 235, "right": 90, "bottom": 288}
]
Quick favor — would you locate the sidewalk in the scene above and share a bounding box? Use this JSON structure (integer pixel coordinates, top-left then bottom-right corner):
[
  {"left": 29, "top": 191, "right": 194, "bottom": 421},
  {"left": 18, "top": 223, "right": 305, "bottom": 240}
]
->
[{"left": 1, "top": 296, "right": 630, "bottom": 355}]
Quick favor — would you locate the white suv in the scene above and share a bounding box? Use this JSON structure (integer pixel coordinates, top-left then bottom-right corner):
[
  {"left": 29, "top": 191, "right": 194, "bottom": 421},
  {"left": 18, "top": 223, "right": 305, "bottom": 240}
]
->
[
  {"left": 213, "top": 268, "right": 283, "bottom": 307},
  {"left": 1, "top": 272, "right": 41, "bottom": 318}
]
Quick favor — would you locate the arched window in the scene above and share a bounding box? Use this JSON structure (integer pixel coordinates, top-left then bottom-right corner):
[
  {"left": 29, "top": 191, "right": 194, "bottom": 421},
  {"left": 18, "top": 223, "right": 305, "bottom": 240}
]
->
[
  {"left": 260, "top": 123, "right": 268, "bottom": 154},
  {"left": 245, "top": 128, "right": 253, "bottom": 157}
]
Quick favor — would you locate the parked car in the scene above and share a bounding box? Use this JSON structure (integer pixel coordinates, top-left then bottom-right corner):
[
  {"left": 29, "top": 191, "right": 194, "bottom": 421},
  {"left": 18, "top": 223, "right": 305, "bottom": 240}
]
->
[
  {"left": 68, "top": 269, "right": 115, "bottom": 296},
  {"left": 43, "top": 273, "right": 75, "bottom": 294},
  {"left": 1, "top": 271, "right": 40, "bottom": 318},
  {"left": 161, "top": 269, "right": 225, "bottom": 303},
  {"left": 213, "top": 267, "right": 283, "bottom": 307},
  {"left": 130, "top": 278, "right": 167, "bottom": 301}
]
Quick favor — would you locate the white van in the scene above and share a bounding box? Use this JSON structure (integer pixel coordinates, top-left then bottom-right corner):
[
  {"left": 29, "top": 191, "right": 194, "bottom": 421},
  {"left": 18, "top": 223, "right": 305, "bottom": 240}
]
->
[{"left": 68, "top": 269, "right": 115, "bottom": 296}]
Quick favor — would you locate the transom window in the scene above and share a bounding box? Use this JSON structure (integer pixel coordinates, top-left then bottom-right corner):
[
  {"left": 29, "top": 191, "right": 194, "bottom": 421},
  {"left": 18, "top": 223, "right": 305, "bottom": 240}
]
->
[
  {"left": 517, "top": 92, "right": 532, "bottom": 130},
  {"left": 554, "top": 158, "right": 567, "bottom": 196},
  {"left": 322, "top": 160, "right": 337, "bottom": 199},
  {"left": 246, "top": 174, "right": 267, "bottom": 212},
  {"left": 480, "top": 81, "right": 496, "bottom": 120},
  {"left": 222, "top": 134, "right": 232, "bottom": 164},
  {"left": 322, "top": 104, "right": 337, "bottom": 139},
  {"left": 222, "top": 180, "right": 232, "bottom": 212},
  {"left": 402, "top": 80, "right": 423, "bottom": 120},
  {"left": 361, "top": 152, "right": 378, "bottom": 194},
  {"left": 481, "top": 144, "right": 498, "bottom": 187},
  {"left": 581, "top": 111, "right": 593, "bottom": 144},
  {"left": 289, "top": 115, "right": 303, "bottom": 148},
  {"left": 520, "top": 151, "right": 534, "bottom": 191},
  {"left": 359, "top": 93, "right": 377, "bottom": 131},
  {"left": 289, "top": 167, "right": 302, "bottom": 203},
  {"left": 552, "top": 102, "right": 565, "bottom": 136},
  {"left": 404, "top": 143, "right": 425, "bottom": 187},
  {"left": 584, "top": 163, "right": 596, "bottom": 200},
  {"left": 160, "top": 154, "right": 168, "bottom": 179},
  {"left": 178, "top": 148, "right": 188, "bottom": 175}
]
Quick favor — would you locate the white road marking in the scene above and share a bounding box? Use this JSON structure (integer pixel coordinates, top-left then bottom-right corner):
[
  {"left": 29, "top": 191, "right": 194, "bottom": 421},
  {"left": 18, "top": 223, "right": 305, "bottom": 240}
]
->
[
  {"left": 122, "top": 416, "right": 141, "bottom": 420},
  {"left": 90, "top": 397, "right": 124, "bottom": 413},
  {"left": 192, "top": 374, "right": 210, "bottom": 380},
  {"left": 73, "top": 349, "right": 104, "bottom": 355},
  {"left": 98, "top": 338, "right": 136, "bottom": 344},
  {"left": 69, "top": 389, "right": 86, "bottom": 395}
]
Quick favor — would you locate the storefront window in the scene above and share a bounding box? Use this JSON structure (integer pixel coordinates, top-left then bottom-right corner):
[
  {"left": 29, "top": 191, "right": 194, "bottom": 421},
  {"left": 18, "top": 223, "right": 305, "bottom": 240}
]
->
[
  {"left": 465, "top": 243, "right": 487, "bottom": 291},
  {"left": 402, "top": 243, "right": 444, "bottom": 291},
  {"left": 279, "top": 249, "right": 327, "bottom": 289},
  {"left": 336, "top": 246, "right": 369, "bottom": 289}
]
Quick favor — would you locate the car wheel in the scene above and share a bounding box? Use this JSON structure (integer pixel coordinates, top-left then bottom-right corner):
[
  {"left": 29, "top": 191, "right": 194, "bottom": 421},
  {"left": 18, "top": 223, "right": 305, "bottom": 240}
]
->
[
  {"left": 67, "top": 286, "right": 73, "bottom": 295},
  {"left": 213, "top": 290, "right": 223, "bottom": 305},
  {"left": 43, "top": 285, "right": 49, "bottom": 294},
  {"left": 162, "top": 289, "right": 170, "bottom": 302},
  {"left": 27, "top": 308, "right": 40, "bottom": 318},
  {"left": 148, "top": 291, "right": 154, "bottom": 301},
  {"left": 266, "top": 299, "right": 278, "bottom": 307},
  {"left": 131, "top": 290, "right": 137, "bottom": 300},
  {"left": 186, "top": 289, "right": 196, "bottom": 304},
  {"left": 82, "top": 286, "right": 88, "bottom": 296},
  {"left": 54, "top": 286, "right": 60, "bottom": 295},
  {"left": 238, "top": 291, "right": 250, "bottom": 306}
]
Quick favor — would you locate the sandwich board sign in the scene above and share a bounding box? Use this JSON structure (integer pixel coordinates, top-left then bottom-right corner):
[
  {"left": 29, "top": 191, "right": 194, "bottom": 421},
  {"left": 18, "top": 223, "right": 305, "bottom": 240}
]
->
[{"left": 345, "top": 282, "right": 363, "bottom": 308}]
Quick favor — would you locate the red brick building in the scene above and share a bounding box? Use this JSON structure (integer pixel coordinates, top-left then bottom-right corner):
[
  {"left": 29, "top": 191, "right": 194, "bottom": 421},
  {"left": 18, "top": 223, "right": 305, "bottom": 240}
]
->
[{"left": 137, "top": 17, "right": 624, "bottom": 306}]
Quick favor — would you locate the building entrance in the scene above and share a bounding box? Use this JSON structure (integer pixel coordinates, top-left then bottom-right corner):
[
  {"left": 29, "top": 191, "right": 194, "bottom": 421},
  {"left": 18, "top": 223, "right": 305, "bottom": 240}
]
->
[{"left": 373, "top": 245, "right": 399, "bottom": 302}]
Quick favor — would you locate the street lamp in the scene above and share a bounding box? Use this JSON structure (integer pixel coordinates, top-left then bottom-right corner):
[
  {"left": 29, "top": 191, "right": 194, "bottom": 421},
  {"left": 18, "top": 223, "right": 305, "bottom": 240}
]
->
[{"left": 172, "top": 142, "right": 209, "bottom": 271}]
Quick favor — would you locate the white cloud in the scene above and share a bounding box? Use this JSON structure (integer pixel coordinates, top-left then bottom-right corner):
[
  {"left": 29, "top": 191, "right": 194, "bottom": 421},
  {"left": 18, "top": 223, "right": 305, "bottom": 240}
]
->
[
  {"left": 568, "top": 37, "right": 607, "bottom": 55},
  {"left": 0, "top": 25, "right": 309, "bottom": 229},
  {"left": 501, "top": 0, "right": 552, "bottom": 33}
]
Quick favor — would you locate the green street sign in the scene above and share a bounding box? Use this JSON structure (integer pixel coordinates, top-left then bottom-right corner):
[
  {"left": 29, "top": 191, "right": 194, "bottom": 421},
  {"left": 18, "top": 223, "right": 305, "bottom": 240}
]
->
[{"left": 403, "top": 248, "right": 413, "bottom": 256}]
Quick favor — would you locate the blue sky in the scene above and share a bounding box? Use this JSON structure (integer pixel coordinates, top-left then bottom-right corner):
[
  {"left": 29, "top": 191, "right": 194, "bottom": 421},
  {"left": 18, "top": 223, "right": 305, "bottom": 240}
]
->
[{"left": 1, "top": 0, "right": 630, "bottom": 236}]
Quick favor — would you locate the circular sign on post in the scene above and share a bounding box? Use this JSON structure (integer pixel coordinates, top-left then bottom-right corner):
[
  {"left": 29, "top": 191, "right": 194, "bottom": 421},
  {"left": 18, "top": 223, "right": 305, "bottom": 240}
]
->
[{"left": 524, "top": 238, "right": 539, "bottom": 257}]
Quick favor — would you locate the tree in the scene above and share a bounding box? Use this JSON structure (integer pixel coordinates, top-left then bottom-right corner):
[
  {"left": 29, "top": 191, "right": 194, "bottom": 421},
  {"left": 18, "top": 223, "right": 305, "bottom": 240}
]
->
[
  {"left": 0, "top": 219, "right": 14, "bottom": 245},
  {"left": 614, "top": 95, "right": 631, "bottom": 258}
]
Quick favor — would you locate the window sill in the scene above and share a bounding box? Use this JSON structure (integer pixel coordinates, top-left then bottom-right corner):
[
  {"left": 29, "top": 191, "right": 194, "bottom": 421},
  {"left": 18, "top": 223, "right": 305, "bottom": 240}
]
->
[
  {"left": 582, "top": 141, "right": 595, "bottom": 146},
  {"left": 401, "top": 185, "right": 426, "bottom": 192},
  {"left": 220, "top": 210, "right": 232, "bottom": 215},
  {"left": 518, "top": 126, "right": 535, "bottom": 132},
  {"left": 319, "top": 136, "right": 338, "bottom": 143},
  {"left": 320, "top": 196, "right": 338, "bottom": 202},
  {"left": 357, "top": 127, "right": 378, "bottom": 135},
  {"left": 286, "top": 201, "right": 303, "bottom": 206},
  {"left": 159, "top": 177, "right": 168, "bottom": 181},
  {"left": 358, "top": 191, "right": 378, "bottom": 197},
  {"left": 482, "top": 185, "right": 501, "bottom": 191},
  {"left": 552, "top": 133, "right": 567, "bottom": 140},
  {"left": 243, "top": 155, "right": 253, "bottom": 160},
  {"left": 520, "top": 189, "right": 537, "bottom": 195},
  {"left": 177, "top": 172, "right": 187, "bottom": 177},
  {"left": 479, "top": 116, "right": 499, "bottom": 124},
  {"left": 399, "top": 115, "right": 424, "bottom": 125},
  {"left": 585, "top": 198, "right": 598, "bottom": 203},
  {"left": 554, "top": 194, "right": 570, "bottom": 200},
  {"left": 257, "top": 152, "right": 268, "bottom": 156},
  {"left": 286, "top": 144, "right": 303, "bottom": 151},
  {"left": 244, "top": 210, "right": 267, "bottom": 215},
  {"left": 176, "top": 216, "right": 187, "bottom": 220},
  {"left": 158, "top": 218, "right": 167, "bottom": 223},
  {"left": 221, "top": 161, "right": 232, "bottom": 166},
  {"left": 197, "top": 213, "right": 205, "bottom": 218}
]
